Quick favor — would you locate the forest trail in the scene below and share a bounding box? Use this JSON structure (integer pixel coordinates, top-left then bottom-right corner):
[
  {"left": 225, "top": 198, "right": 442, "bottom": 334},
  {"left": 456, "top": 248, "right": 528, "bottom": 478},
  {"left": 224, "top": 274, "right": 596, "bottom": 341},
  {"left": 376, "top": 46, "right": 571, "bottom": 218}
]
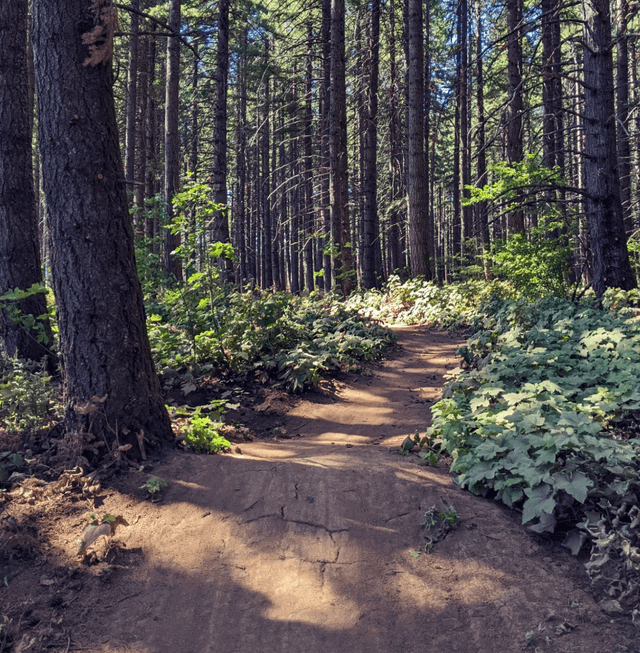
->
[{"left": 3, "top": 328, "right": 637, "bottom": 653}]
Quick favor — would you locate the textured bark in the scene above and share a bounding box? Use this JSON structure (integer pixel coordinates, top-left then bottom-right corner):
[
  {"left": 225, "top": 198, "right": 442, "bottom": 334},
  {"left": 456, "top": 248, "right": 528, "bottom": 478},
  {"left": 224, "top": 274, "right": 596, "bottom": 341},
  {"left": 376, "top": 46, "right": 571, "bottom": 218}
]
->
[
  {"left": 163, "top": 0, "right": 181, "bottom": 278},
  {"left": 33, "top": 0, "right": 173, "bottom": 452},
  {"left": 582, "top": 0, "right": 636, "bottom": 296},
  {"left": 0, "top": 0, "right": 53, "bottom": 362},
  {"left": 541, "top": 0, "right": 563, "bottom": 170},
  {"left": 406, "top": 0, "right": 430, "bottom": 277},
  {"left": 330, "top": 0, "right": 355, "bottom": 294},
  {"left": 362, "top": 0, "right": 382, "bottom": 289}
]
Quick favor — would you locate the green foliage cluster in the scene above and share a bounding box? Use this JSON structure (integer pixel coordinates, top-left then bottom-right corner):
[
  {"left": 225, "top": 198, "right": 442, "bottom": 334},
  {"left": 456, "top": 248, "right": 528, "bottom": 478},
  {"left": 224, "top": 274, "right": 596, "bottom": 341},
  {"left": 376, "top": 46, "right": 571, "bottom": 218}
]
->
[
  {"left": 179, "top": 414, "right": 231, "bottom": 454},
  {"left": 346, "top": 275, "right": 515, "bottom": 328},
  {"left": 136, "top": 184, "right": 395, "bottom": 392},
  {"left": 0, "top": 283, "right": 55, "bottom": 349},
  {"left": 146, "top": 283, "right": 395, "bottom": 393},
  {"left": 427, "top": 291, "right": 640, "bottom": 614},
  {"left": 0, "top": 358, "right": 57, "bottom": 433}
]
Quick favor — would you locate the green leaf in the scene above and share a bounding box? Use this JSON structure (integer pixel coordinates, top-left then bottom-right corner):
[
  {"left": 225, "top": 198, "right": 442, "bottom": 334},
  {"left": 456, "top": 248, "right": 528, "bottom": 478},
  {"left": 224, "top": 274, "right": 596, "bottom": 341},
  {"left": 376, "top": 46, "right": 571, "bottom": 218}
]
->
[
  {"left": 522, "top": 483, "right": 555, "bottom": 524},
  {"left": 553, "top": 471, "right": 591, "bottom": 503}
]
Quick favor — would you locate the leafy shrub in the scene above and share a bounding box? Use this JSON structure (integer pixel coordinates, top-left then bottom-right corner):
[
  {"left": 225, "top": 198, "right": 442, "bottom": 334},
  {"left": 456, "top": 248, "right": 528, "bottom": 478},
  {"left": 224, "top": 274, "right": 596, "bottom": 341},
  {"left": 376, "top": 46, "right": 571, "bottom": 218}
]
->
[
  {"left": 180, "top": 415, "right": 231, "bottom": 454},
  {"left": 346, "top": 276, "right": 515, "bottom": 328},
  {"left": 427, "top": 291, "right": 640, "bottom": 614},
  {"left": 0, "top": 358, "right": 57, "bottom": 432}
]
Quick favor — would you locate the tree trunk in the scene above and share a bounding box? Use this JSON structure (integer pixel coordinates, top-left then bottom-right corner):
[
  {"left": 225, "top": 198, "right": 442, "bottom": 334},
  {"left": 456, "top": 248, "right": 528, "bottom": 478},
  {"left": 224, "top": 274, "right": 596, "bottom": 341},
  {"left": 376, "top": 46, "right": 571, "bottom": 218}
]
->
[
  {"left": 260, "top": 39, "right": 273, "bottom": 289},
  {"left": 235, "top": 25, "right": 248, "bottom": 286},
  {"left": 124, "top": 0, "right": 139, "bottom": 186},
  {"left": 33, "top": 0, "right": 173, "bottom": 455},
  {"left": 163, "top": 0, "right": 181, "bottom": 279},
  {"left": 212, "top": 0, "right": 232, "bottom": 276},
  {"left": 0, "top": 0, "right": 53, "bottom": 363},
  {"left": 387, "top": 0, "right": 403, "bottom": 275},
  {"left": 362, "top": 0, "right": 382, "bottom": 289},
  {"left": 406, "top": 0, "right": 431, "bottom": 278},
  {"left": 319, "top": 0, "right": 332, "bottom": 290},
  {"left": 506, "top": 0, "right": 525, "bottom": 232},
  {"left": 144, "top": 35, "right": 157, "bottom": 240},
  {"left": 329, "top": 0, "right": 355, "bottom": 294},
  {"left": 303, "top": 25, "right": 315, "bottom": 292},
  {"left": 582, "top": 0, "right": 636, "bottom": 295},
  {"left": 616, "top": 0, "right": 632, "bottom": 231},
  {"left": 475, "top": 2, "right": 490, "bottom": 271},
  {"left": 459, "top": 0, "right": 472, "bottom": 255}
]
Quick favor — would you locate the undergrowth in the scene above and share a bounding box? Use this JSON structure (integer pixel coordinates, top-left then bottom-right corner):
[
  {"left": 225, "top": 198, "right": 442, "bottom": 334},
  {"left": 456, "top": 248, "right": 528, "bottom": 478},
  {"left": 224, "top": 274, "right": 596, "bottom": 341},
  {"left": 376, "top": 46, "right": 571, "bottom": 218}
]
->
[
  {"left": 423, "top": 288, "right": 640, "bottom": 619},
  {"left": 345, "top": 275, "right": 515, "bottom": 328},
  {"left": 145, "top": 279, "right": 395, "bottom": 393}
]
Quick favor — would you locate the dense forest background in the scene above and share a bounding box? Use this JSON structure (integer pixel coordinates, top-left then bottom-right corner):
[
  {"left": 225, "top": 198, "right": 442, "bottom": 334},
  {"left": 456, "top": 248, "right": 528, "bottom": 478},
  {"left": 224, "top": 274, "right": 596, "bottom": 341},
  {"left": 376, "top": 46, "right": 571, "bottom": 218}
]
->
[{"left": 95, "top": 0, "right": 639, "bottom": 297}]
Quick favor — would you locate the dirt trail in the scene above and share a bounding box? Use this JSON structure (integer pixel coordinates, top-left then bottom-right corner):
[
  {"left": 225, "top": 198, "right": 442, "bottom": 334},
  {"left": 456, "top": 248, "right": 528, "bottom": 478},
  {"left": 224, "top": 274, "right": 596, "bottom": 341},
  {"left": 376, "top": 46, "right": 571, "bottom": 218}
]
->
[{"left": 3, "top": 327, "right": 637, "bottom": 653}]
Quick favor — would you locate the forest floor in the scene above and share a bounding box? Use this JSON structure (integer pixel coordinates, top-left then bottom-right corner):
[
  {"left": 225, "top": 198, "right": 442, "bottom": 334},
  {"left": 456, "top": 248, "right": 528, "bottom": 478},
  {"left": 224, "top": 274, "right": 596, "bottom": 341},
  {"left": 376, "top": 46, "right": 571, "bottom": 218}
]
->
[{"left": 1, "top": 327, "right": 639, "bottom": 653}]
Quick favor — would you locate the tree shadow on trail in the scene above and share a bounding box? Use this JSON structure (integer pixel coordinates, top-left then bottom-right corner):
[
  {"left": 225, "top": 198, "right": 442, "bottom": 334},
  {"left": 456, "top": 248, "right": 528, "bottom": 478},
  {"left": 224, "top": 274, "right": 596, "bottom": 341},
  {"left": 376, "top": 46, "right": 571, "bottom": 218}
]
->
[{"left": 67, "top": 448, "right": 631, "bottom": 653}]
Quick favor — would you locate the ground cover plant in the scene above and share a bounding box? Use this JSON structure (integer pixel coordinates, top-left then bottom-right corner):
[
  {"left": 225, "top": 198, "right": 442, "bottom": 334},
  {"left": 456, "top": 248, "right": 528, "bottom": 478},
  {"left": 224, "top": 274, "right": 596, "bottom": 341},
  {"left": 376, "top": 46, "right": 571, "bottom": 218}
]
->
[
  {"left": 143, "top": 267, "right": 396, "bottom": 393},
  {"left": 345, "top": 275, "right": 516, "bottom": 328},
  {"left": 423, "top": 289, "right": 640, "bottom": 619}
]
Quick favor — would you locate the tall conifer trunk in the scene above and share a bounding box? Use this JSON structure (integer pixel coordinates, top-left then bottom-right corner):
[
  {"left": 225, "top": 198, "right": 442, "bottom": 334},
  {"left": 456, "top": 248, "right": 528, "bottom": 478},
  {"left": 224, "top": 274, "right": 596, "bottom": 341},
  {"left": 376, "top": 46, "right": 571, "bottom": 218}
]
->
[
  {"left": 33, "top": 0, "right": 173, "bottom": 455},
  {"left": 0, "top": 0, "right": 53, "bottom": 362},
  {"left": 582, "top": 0, "right": 636, "bottom": 296},
  {"left": 406, "top": 0, "right": 430, "bottom": 277}
]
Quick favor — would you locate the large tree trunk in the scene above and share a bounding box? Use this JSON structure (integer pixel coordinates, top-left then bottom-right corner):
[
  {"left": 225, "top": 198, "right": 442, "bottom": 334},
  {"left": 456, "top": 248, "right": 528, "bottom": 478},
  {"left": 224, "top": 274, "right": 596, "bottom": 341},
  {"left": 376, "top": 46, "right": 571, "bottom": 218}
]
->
[
  {"left": 406, "top": 0, "right": 431, "bottom": 277},
  {"left": 0, "top": 0, "right": 53, "bottom": 363},
  {"left": 330, "top": 0, "right": 355, "bottom": 294},
  {"left": 33, "top": 0, "right": 173, "bottom": 456},
  {"left": 582, "top": 0, "right": 636, "bottom": 296}
]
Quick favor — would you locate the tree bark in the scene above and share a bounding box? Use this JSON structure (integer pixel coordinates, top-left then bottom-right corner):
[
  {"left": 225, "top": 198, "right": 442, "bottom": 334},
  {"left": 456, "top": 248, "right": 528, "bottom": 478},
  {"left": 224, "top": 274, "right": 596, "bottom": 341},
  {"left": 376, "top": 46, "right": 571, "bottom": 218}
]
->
[
  {"left": 212, "top": 0, "right": 232, "bottom": 275},
  {"left": 33, "top": 0, "right": 173, "bottom": 455},
  {"left": 362, "top": 0, "right": 382, "bottom": 289},
  {"left": 124, "top": 0, "right": 139, "bottom": 186},
  {"left": 475, "top": 1, "right": 490, "bottom": 274},
  {"left": 330, "top": 0, "right": 355, "bottom": 294},
  {"left": 615, "top": 0, "right": 632, "bottom": 231},
  {"left": 0, "top": 0, "right": 53, "bottom": 363},
  {"left": 163, "top": 0, "right": 181, "bottom": 278},
  {"left": 506, "top": 0, "right": 525, "bottom": 232},
  {"left": 582, "top": 0, "right": 636, "bottom": 295},
  {"left": 406, "top": 0, "right": 431, "bottom": 277},
  {"left": 387, "top": 0, "right": 403, "bottom": 275}
]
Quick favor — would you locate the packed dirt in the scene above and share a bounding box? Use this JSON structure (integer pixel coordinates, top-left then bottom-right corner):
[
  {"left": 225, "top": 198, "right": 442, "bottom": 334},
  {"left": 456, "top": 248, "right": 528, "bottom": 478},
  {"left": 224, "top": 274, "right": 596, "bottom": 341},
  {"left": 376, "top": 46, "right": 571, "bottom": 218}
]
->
[{"left": 1, "top": 327, "right": 639, "bottom": 653}]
